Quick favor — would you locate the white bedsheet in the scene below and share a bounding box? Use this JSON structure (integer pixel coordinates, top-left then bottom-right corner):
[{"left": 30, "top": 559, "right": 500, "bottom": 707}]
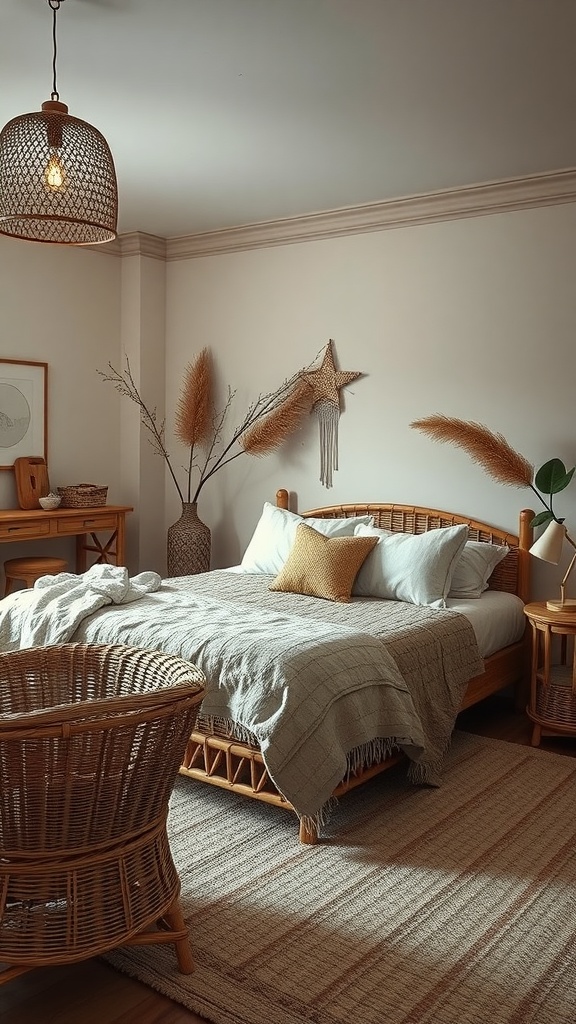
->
[{"left": 446, "top": 590, "right": 525, "bottom": 658}]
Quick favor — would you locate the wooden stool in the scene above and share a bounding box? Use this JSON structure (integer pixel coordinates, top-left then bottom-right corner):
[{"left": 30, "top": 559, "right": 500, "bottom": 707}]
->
[{"left": 3, "top": 557, "right": 68, "bottom": 597}]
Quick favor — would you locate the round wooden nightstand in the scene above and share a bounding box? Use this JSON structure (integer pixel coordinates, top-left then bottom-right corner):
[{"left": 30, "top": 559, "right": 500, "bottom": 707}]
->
[{"left": 524, "top": 601, "right": 576, "bottom": 746}]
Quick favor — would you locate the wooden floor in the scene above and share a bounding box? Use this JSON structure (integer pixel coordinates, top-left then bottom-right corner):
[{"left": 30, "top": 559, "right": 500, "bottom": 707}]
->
[{"left": 2, "top": 692, "right": 575, "bottom": 1024}]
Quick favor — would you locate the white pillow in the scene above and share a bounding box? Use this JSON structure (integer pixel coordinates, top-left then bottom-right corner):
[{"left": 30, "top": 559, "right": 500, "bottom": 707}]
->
[
  {"left": 352, "top": 523, "right": 469, "bottom": 607},
  {"left": 240, "top": 502, "right": 375, "bottom": 575},
  {"left": 448, "top": 540, "right": 509, "bottom": 599}
]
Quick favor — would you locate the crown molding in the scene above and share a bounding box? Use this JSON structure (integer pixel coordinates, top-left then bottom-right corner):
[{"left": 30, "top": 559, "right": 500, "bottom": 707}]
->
[
  {"left": 96, "top": 232, "right": 167, "bottom": 259},
  {"left": 96, "top": 168, "right": 576, "bottom": 261}
]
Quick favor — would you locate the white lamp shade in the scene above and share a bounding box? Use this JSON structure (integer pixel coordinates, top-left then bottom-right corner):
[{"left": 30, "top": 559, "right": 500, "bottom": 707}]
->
[{"left": 529, "top": 520, "right": 566, "bottom": 564}]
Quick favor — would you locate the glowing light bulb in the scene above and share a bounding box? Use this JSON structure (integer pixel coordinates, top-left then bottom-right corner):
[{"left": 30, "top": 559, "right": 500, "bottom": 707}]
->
[{"left": 44, "top": 153, "right": 66, "bottom": 190}]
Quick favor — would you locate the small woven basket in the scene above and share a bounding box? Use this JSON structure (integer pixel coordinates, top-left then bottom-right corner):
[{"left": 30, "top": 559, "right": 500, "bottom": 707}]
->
[
  {"left": 57, "top": 483, "right": 108, "bottom": 508},
  {"left": 535, "top": 667, "right": 576, "bottom": 728}
]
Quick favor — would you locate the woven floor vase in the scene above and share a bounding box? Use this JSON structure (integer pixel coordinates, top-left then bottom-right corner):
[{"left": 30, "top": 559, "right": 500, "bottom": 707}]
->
[{"left": 167, "top": 502, "right": 211, "bottom": 576}]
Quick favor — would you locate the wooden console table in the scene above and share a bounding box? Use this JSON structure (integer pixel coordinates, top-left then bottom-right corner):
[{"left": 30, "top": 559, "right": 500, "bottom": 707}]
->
[{"left": 0, "top": 506, "right": 133, "bottom": 573}]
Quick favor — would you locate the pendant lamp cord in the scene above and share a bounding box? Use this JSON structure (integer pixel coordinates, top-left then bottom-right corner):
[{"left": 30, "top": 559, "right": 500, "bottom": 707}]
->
[{"left": 48, "top": 0, "right": 62, "bottom": 102}]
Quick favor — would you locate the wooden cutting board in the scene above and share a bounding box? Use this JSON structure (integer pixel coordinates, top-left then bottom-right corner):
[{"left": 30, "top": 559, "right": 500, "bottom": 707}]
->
[{"left": 14, "top": 456, "right": 50, "bottom": 510}]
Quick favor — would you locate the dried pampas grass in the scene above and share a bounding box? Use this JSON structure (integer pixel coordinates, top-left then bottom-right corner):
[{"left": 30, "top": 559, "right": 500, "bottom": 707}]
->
[
  {"left": 410, "top": 414, "right": 534, "bottom": 489},
  {"left": 241, "top": 380, "right": 313, "bottom": 456},
  {"left": 174, "top": 348, "right": 213, "bottom": 447}
]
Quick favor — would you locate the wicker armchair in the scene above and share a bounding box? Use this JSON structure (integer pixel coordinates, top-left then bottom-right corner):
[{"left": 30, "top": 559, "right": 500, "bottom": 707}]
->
[{"left": 0, "top": 643, "right": 205, "bottom": 985}]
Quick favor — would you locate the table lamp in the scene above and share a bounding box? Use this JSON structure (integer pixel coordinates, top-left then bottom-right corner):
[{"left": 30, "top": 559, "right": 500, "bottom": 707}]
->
[{"left": 529, "top": 519, "right": 576, "bottom": 611}]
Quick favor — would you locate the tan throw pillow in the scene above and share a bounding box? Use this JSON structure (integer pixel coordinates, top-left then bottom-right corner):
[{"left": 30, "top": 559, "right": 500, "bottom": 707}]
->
[{"left": 269, "top": 523, "right": 378, "bottom": 603}]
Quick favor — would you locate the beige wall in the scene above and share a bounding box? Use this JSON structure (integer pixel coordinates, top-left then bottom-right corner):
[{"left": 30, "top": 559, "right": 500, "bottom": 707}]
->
[
  {"left": 118, "top": 253, "right": 167, "bottom": 574},
  {"left": 165, "top": 202, "right": 576, "bottom": 600},
  {"left": 1, "top": 199, "right": 575, "bottom": 599},
  {"left": 0, "top": 237, "right": 123, "bottom": 574}
]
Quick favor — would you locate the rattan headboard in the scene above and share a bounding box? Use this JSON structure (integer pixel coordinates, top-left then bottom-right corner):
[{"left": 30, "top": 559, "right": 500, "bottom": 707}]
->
[{"left": 275, "top": 489, "right": 534, "bottom": 604}]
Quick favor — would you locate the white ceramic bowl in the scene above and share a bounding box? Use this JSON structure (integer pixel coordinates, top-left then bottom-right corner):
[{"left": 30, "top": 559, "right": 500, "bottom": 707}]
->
[{"left": 39, "top": 494, "right": 62, "bottom": 510}]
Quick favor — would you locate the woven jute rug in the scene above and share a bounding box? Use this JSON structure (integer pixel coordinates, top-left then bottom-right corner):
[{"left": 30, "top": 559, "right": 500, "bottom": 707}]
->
[{"left": 105, "top": 731, "right": 576, "bottom": 1024}]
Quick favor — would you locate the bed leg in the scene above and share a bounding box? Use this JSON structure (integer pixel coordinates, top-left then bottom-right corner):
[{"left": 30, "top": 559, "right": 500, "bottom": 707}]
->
[{"left": 299, "top": 818, "right": 318, "bottom": 844}]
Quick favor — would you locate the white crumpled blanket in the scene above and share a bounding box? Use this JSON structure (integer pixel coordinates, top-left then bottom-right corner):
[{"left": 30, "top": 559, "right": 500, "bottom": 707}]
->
[{"left": 0, "top": 563, "right": 161, "bottom": 650}]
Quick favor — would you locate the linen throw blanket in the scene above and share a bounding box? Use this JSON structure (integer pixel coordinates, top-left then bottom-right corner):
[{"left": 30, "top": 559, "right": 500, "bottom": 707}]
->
[
  {"left": 0, "top": 564, "right": 162, "bottom": 649},
  {"left": 15, "top": 568, "right": 482, "bottom": 823}
]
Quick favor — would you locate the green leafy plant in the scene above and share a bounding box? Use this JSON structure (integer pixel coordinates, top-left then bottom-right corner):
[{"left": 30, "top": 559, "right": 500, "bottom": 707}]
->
[{"left": 530, "top": 459, "right": 575, "bottom": 528}]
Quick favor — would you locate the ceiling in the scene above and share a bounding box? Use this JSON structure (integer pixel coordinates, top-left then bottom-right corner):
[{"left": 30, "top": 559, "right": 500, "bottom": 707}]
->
[{"left": 2, "top": 0, "right": 576, "bottom": 240}]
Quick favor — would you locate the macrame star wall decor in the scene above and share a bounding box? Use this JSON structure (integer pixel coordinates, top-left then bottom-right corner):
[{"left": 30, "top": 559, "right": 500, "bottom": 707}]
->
[{"left": 301, "top": 339, "right": 362, "bottom": 488}]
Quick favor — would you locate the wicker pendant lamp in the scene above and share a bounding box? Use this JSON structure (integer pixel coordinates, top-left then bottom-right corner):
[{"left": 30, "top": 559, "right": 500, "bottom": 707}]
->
[{"left": 0, "top": 0, "right": 117, "bottom": 245}]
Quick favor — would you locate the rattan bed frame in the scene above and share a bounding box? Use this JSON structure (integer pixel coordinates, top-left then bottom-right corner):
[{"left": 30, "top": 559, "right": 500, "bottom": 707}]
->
[{"left": 180, "top": 489, "right": 534, "bottom": 843}]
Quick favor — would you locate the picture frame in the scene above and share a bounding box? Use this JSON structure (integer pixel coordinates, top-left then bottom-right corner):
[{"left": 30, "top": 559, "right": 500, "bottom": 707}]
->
[{"left": 0, "top": 358, "right": 48, "bottom": 469}]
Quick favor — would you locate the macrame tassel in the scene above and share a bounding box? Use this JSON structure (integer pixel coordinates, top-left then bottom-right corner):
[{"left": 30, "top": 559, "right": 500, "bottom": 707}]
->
[{"left": 317, "top": 399, "right": 339, "bottom": 488}]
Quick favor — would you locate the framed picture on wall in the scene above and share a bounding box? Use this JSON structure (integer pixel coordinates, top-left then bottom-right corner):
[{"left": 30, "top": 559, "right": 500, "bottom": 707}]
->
[{"left": 0, "top": 358, "right": 48, "bottom": 469}]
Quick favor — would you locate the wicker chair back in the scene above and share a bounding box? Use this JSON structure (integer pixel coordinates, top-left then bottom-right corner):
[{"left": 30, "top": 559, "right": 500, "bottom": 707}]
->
[{"left": 0, "top": 643, "right": 205, "bottom": 982}]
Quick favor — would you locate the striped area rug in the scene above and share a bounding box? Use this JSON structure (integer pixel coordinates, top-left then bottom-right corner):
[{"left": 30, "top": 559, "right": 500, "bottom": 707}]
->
[{"left": 106, "top": 731, "right": 576, "bottom": 1024}]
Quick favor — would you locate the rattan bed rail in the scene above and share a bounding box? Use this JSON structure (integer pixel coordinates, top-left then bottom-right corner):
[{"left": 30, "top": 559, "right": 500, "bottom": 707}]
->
[{"left": 180, "top": 728, "right": 408, "bottom": 844}]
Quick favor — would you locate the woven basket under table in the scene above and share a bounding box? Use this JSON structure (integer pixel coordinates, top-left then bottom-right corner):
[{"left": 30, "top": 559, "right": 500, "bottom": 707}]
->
[
  {"left": 535, "top": 665, "right": 576, "bottom": 729},
  {"left": 57, "top": 483, "right": 108, "bottom": 507},
  {"left": 0, "top": 643, "right": 205, "bottom": 981}
]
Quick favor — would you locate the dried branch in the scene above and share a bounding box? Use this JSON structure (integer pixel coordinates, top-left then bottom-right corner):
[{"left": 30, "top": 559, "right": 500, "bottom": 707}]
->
[
  {"left": 98, "top": 359, "right": 185, "bottom": 502},
  {"left": 189, "top": 388, "right": 235, "bottom": 503},
  {"left": 99, "top": 349, "right": 318, "bottom": 508},
  {"left": 189, "top": 363, "right": 314, "bottom": 501}
]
